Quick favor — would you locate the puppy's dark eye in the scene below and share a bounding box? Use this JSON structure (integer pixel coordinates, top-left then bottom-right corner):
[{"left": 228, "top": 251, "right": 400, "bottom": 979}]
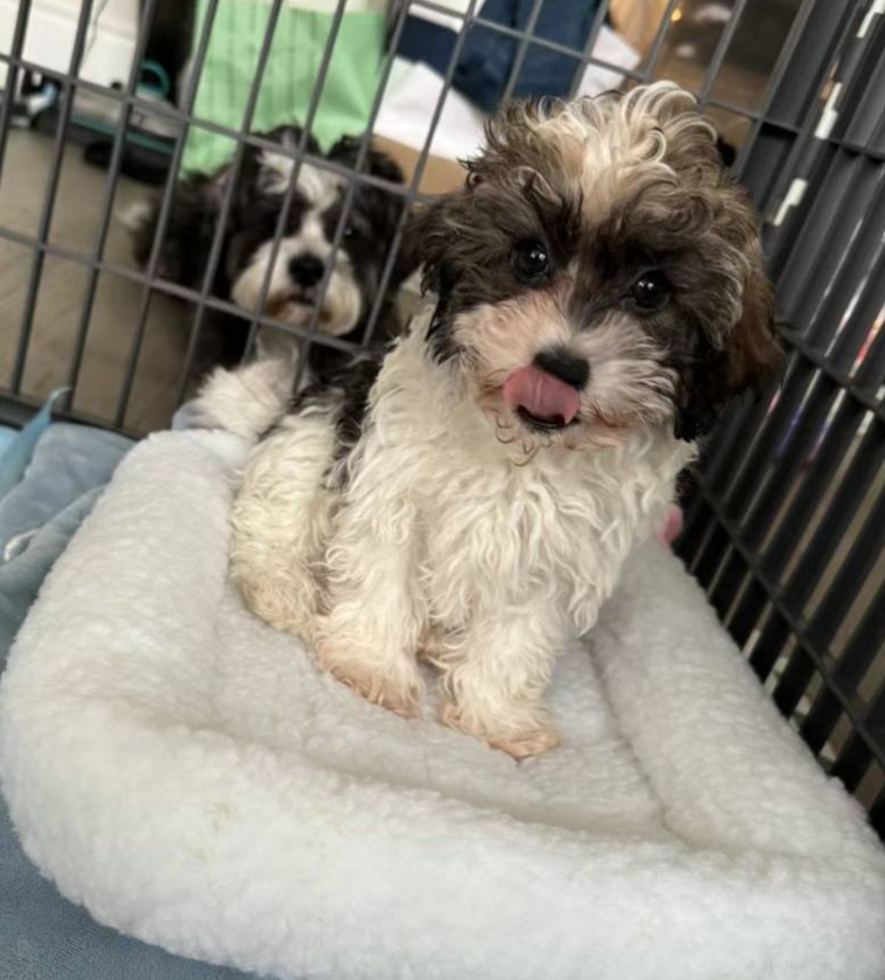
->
[
  {"left": 343, "top": 225, "right": 355, "bottom": 240},
  {"left": 516, "top": 240, "right": 549, "bottom": 280},
  {"left": 630, "top": 270, "right": 671, "bottom": 311}
]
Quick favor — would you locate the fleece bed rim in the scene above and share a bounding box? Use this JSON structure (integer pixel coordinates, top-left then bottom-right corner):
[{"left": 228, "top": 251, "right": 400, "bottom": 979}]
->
[{"left": 0, "top": 429, "right": 883, "bottom": 980}]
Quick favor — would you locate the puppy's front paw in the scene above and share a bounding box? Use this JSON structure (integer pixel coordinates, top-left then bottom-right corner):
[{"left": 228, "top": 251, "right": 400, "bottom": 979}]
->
[
  {"left": 440, "top": 703, "right": 560, "bottom": 759},
  {"left": 318, "top": 642, "right": 423, "bottom": 717},
  {"left": 488, "top": 726, "right": 560, "bottom": 760},
  {"left": 234, "top": 575, "right": 317, "bottom": 641}
]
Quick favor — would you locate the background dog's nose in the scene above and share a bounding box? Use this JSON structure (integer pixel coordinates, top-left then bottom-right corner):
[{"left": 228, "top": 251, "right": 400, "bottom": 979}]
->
[
  {"left": 288, "top": 254, "right": 325, "bottom": 288},
  {"left": 533, "top": 347, "right": 590, "bottom": 391}
]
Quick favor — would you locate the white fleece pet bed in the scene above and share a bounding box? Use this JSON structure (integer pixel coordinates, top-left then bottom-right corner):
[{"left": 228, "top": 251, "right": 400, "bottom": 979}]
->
[{"left": 1, "top": 430, "right": 884, "bottom": 980}]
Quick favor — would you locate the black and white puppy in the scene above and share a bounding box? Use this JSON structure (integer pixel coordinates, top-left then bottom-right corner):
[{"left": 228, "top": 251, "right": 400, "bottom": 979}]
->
[
  {"left": 218, "top": 84, "right": 781, "bottom": 758},
  {"left": 131, "top": 125, "right": 408, "bottom": 373}
]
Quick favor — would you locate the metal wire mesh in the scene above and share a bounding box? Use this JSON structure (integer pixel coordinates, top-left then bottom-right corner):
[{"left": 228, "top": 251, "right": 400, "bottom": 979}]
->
[{"left": 0, "top": 0, "right": 883, "bottom": 837}]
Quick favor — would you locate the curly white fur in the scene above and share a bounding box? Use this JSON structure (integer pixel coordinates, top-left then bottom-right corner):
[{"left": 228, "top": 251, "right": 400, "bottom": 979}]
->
[{"left": 229, "top": 312, "right": 694, "bottom": 757}]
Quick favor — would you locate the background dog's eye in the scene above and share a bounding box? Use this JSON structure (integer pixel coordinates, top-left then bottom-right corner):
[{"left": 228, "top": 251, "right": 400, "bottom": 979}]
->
[
  {"left": 516, "top": 240, "right": 549, "bottom": 280},
  {"left": 630, "top": 271, "right": 671, "bottom": 311}
]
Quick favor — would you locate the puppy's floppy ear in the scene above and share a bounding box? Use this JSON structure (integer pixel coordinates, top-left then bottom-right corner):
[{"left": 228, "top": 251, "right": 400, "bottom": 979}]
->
[
  {"left": 329, "top": 135, "right": 415, "bottom": 286},
  {"left": 133, "top": 172, "right": 225, "bottom": 290},
  {"left": 326, "top": 135, "right": 405, "bottom": 184},
  {"left": 675, "top": 251, "right": 782, "bottom": 442},
  {"left": 406, "top": 190, "right": 468, "bottom": 298},
  {"left": 366, "top": 143, "right": 406, "bottom": 187},
  {"left": 725, "top": 253, "right": 783, "bottom": 396}
]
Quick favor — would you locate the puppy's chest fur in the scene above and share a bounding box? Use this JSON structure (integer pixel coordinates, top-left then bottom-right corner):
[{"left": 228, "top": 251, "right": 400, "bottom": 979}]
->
[{"left": 337, "top": 329, "right": 693, "bottom": 634}]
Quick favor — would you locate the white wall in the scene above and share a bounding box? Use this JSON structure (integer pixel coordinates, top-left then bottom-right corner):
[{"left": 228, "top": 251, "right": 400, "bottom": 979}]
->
[{"left": 0, "top": 0, "right": 138, "bottom": 89}]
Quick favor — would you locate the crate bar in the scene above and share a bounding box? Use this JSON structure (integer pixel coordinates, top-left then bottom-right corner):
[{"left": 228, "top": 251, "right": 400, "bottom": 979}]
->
[
  {"left": 116, "top": 0, "right": 288, "bottom": 427},
  {"left": 766, "top": 0, "right": 858, "bottom": 128},
  {"left": 773, "top": 493, "right": 885, "bottom": 720},
  {"left": 705, "top": 355, "right": 812, "bottom": 506},
  {"left": 804, "top": 167, "right": 885, "bottom": 362},
  {"left": 566, "top": 0, "right": 614, "bottom": 100},
  {"left": 806, "top": 485, "right": 885, "bottom": 653},
  {"left": 733, "top": 0, "right": 822, "bottom": 178},
  {"left": 854, "top": 314, "right": 885, "bottom": 392},
  {"left": 675, "top": 490, "right": 714, "bottom": 566},
  {"left": 10, "top": 0, "right": 96, "bottom": 395},
  {"left": 732, "top": 415, "right": 884, "bottom": 679},
  {"left": 118, "top": 0, "right": 223, "bottom": 415},
  {"left": 831, "top": 676, "right": 885, "bottom": 793},
  {"left": 0, "top": 45, "right": 799, "bottom": 152},
  {"left": 239, "top": 0, "right": 416, "bottom": 381},
  {"left": 0, "top": 54, "right": 426, "bottom": 200},
  {"left": 756, "top": 395, "right": 864, "bottom": 580},
  {"left": 686, "top": 359, "right": 815, "bottom": 588},
  {"left": 729, "top": 579, "right": 768, "bottom": 650},
  {"left": 870, "top": 785, "right": 885, "bottom": 842},
  {"left": 695, "top": 0, "right": 752, "bottom": 108},
  {"left": 767, "top": 138, "right": 838, "bottom": 282},
  {"left": 777, "top": 153, "right": 875, "bottom": 324},
  {"left": 846, "top": 36, "right": 885, "bottom": 151},
  {"left": 356, "top": 0, "right": 484, "bottom": 355},
  {"left": 680, "top": 395, "right": 758, "bottom": 548},
  {"left": 834, "top": 4, "right": 885, "bottom": 149},
  {"left": 709, "top": 547, "right": 750, "bottom": 623},
  {"left": 692, "top": 478, "right": 885, "bottom": 776},
  {"left": 778, "top": 325, "right": 885, "bottom": 420},
  {"left": 0, "top": 0, "right": 32, "bottom": 184},
  {"left": 691, "top": 525, "right": 731, "bottom": 588},
  {"left": 741, "top": 379, "right": 841, "bottom": 552},
  {"left": 706, "top": 406, "right": 879, "bottom": 674},
  {"left": 751, "top": 615, "right": 792, "bottom": 687},
  {"left": 687, "top": 332, "right": 789, "bottom": 500},
  {"left": 774, "top": 564, "right": 885, "bottom": 724},
  {"left": 0, "top": 387, "right": 142, "bottom": 439},
  {"left": 781, "top": 413, "right": 885, "bottom": 613},
  {"left": 0, "top": 224, "right": 360, "bottom": 355},
  {"left": 498, "top": 0, "right": 546, "bottom": 107},
  {"left": 639, "top": 0, "right": 682, "bottom": 82},
  {"left": 64, "top": 0, "right": 165, "bottom": 411},
  {"left": 235, "top": 0, "right": 367, "bottom": 370},
  {"left": 799, "top": 574, "right": 885, "bottom": 754},
  {"left": 855, "top": 54, "right": 885, "bottom": 155},
  {"left": 761, "top": 2, "right": 872, "bottom": 249},
  {"left": 831, "top": 739, "right": 874, "bottom": 797},
  {"left": 711, "top": 318, "right": 885, "bottom": 528},
  {"left": 805, "top": 164, "right": 885, "bottom": 360}
]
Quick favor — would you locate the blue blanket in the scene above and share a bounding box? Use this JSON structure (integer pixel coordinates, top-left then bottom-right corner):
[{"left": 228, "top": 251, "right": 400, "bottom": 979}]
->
[{"left": 0, "top": 423, "right": 257, "bottom": 980}]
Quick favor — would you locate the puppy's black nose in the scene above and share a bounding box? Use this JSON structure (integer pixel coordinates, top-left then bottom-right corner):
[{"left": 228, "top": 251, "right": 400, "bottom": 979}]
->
[
  {"left": 288, "top": 254, "right": 325, "bottom": 288},
  {"left": 533, "top": 347, "right": 590, "bottom": 391}
]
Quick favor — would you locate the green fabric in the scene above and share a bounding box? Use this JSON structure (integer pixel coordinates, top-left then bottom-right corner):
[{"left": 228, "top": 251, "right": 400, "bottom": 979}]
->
[{"left": 183, "top": 0, "right": 386, "bottom": 175}]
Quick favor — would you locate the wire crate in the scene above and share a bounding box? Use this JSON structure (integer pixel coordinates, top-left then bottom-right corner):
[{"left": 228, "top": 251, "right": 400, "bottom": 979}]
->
[{"left": 0, "top": 0, "right": 883, "bottom": 841}]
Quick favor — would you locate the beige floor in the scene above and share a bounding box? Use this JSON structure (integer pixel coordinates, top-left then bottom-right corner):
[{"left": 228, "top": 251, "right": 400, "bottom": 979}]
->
[{"left": 0, "top": 130, "right": 192, "bottom": 434}]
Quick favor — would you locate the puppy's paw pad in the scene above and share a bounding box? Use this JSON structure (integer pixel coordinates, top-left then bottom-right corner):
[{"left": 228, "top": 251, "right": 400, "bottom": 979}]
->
[
  {"left": 440, "top": 705, "right": 560, "bottom": 759},
  {"left": 319, "top": 649, "right": 422, "bottom": 717},
  {"left": 489, "top": 726, "right": 561, "bottom": 760}
]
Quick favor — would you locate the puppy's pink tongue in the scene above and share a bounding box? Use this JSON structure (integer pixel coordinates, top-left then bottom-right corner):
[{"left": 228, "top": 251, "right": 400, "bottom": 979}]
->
[{"left": 502, "top": 365, "right": 580, "bottom": 424}]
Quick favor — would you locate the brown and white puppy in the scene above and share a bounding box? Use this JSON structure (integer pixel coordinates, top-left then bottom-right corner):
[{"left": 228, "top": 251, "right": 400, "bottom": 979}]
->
[{"left": 222, "top": 83, "right": 781, "bottom": 759}]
